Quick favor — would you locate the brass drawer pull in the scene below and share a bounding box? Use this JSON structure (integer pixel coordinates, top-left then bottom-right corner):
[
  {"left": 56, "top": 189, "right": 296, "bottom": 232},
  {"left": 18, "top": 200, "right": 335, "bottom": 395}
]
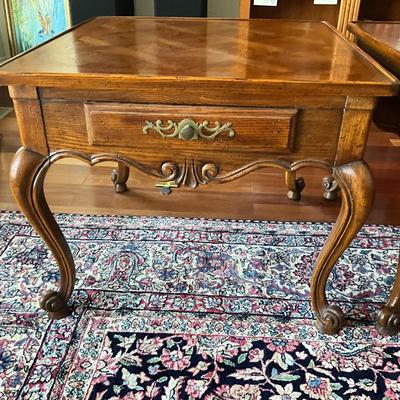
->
[{"left": 143, "top": 118, "right": 236, "bottom": 141}]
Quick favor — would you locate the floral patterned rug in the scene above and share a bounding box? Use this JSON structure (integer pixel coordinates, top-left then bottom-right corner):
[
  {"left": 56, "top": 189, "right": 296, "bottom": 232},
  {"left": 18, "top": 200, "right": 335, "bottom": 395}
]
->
[{"left": 0, "top": 211, "right": 399, "bottom": 400}]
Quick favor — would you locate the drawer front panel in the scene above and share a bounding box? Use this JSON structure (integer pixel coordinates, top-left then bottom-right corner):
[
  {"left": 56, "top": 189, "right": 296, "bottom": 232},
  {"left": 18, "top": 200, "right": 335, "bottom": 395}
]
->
[
  {"left": 43, "top": 101, "right": 343, "bottom": 170},
  {"left": 84, "top": 103, "right": 298, "bottom": 153}
]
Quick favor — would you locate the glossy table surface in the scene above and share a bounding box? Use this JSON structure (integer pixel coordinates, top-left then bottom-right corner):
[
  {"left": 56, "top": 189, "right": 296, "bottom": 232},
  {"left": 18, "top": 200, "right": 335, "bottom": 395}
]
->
[{"left": 0, "top": 17, "right": 396, "bottom": 94}]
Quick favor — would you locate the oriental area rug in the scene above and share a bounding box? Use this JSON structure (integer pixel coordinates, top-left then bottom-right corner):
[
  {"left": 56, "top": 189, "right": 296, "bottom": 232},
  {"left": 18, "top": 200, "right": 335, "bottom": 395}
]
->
[{"left": 0, "top": 211, "right": 399, "bottom": 400}]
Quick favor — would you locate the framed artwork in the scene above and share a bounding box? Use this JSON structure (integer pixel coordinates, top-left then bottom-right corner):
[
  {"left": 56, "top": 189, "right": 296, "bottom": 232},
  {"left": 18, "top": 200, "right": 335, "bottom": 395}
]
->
[
  {"left": 0, "top": 2, "right": 11, "bottom": 62},
  {"left": 4, "top": 0, "right": 71, "bottom": 55}
]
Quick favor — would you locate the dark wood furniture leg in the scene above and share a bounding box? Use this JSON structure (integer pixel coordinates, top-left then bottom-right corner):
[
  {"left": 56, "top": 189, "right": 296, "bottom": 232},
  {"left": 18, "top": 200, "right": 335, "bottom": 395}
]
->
[
  {"left": 285, "top": 171, "right": 305, "bottom": 201},
  {"left": 377, "top": 256, "right": 400, "bottom": 336},
  {"left": 10, "top": 147, "right": 75, "bottom": 319},
  {"left": 311, "top": 161, "right": 374, "bottom": 334},
  {"left": 111, "top": 162, "right": 130, "bottom": 193}
]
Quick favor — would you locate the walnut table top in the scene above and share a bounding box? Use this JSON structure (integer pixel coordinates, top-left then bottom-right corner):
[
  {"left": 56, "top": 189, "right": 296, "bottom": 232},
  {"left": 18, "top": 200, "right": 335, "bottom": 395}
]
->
[{"left": 0, "top": 17, "right": 396, "bottom": 95}]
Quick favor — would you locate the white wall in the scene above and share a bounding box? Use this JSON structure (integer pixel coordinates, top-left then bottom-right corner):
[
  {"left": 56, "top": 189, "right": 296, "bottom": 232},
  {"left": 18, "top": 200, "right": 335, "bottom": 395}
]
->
[{"left": 133, "top": 0, "right": 240, "bottom": 18}]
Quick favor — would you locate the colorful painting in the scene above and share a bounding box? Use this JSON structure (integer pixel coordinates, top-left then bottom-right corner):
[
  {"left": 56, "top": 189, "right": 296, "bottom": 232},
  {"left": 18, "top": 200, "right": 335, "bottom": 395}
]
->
[{"left": 5, "top": 0, "right": 71, "bottom": 54}]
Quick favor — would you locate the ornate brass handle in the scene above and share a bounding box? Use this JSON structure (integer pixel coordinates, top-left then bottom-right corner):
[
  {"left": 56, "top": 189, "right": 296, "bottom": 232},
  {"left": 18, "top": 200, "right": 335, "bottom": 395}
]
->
[{"left": 143, "top": 118, "right": 236, "bottom": 141}]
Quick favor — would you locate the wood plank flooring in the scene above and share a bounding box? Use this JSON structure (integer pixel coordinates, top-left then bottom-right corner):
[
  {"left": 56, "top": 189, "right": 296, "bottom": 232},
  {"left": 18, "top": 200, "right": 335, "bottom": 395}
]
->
[{"left": 1, "top": 111, "right": 399, "bottom": 225}]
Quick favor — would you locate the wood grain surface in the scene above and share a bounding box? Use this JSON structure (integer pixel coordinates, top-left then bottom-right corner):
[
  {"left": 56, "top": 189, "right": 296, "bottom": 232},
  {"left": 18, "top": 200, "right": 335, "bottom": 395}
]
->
[{"left": 0, "top": 17, "right": 397, "bottom": 96}]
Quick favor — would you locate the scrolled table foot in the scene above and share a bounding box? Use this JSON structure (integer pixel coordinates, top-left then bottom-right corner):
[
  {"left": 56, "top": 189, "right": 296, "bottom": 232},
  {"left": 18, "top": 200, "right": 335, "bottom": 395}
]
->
[
  {"left": 322, "top": 176, "right": 340, "bottom": 201},
  {"left": 111, "top": 162, "right": 130, "bottom": 193},
  {"left": 111, "top": 170, "right": 128, "bottom": 193},
  {"left": 376, "top": 307, "right": 400, "bottom": 336},
  {"left": 39, "top": 290, "right": 71, "bottom": 319},
  {"left": 285, "top": 171, "right": 305, "bottom": 201},
  {"left": 315, "top": 305, "right": 345, "bottom": 335}
]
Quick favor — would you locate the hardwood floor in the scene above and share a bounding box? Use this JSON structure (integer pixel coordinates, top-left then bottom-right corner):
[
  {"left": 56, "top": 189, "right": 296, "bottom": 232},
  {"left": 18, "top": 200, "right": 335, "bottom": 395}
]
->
[{"left": 1, "top": 111, "right": 399, "bottom": 225}]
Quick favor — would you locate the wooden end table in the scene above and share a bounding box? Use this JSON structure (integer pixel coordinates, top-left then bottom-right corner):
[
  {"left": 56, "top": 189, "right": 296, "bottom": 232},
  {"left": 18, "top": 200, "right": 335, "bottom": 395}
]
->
[{"left": 0, "top": 17, "right": 398, "bottom": 335}]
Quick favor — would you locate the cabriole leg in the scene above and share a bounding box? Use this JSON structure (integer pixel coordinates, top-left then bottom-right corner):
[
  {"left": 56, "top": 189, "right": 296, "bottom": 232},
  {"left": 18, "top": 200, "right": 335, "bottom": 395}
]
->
[
  {"left": 377, "top": 256, "right": 400, "bottom": 336},
  {"left": 311, "top": 161, "right": 374, "bottom": 334},
  {"left": 10, "top": 147, "right": 75, "bottom": 319},
  {"left": 111, "top": 162, "right": 130, "bottom": 193}
]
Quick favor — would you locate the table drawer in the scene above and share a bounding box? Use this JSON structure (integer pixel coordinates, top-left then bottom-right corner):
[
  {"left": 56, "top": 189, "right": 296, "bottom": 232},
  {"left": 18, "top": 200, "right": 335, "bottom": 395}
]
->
[{"left": 84, "top": 103, "right": 298, "bottom": 154}]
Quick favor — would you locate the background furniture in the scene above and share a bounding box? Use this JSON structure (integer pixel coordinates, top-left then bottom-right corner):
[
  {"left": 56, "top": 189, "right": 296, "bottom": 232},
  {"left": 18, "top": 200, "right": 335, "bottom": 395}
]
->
[
  {"left": 0, "top": 17, "right": 398, "bottom": 336},
  {"left": 358, "top": 1, "right": 400, "bottom": 21},
  {"left": 239, "top": 0, "right": 400, "bottom": 36},
  {"left": 68, "top": 0, "right": 133, "bottom": 25},
  {"left": 134, "top": 0, "right": 239, "bottom": 18},
  {"left": 154, "top": 0, "right": 207, "bottom": 17},
  {"left": 349, "top": 22, "right": 400, "bottom": 133}
]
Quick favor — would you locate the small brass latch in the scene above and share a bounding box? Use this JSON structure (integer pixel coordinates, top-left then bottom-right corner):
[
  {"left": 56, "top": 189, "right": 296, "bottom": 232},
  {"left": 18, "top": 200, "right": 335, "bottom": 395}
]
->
[{"left": 155, "top": 180, "right": 179, "bottom": 195}]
